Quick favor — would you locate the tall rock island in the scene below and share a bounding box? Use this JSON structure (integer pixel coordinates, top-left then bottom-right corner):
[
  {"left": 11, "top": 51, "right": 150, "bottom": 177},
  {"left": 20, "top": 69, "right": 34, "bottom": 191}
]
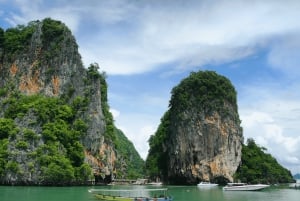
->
[
  {"left": 0, "top": 19, "right": 144, "bottom": 185},
  {"left": 146, "top": 71, "right": 243, "bottom": 184}
]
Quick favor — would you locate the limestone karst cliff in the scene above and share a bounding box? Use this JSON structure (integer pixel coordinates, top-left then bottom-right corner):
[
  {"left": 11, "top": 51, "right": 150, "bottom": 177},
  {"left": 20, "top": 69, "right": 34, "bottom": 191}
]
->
[
  {"left": 0, "top": 18, "right": 144, "bottom": 185},
  {"left": 146, "top": 71, "right": 243, "bottom": 184}
]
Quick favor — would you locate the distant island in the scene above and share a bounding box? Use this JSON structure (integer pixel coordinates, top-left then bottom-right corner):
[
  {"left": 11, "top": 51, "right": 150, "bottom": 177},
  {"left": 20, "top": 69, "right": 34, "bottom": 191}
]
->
[{"left": 294, "top": 174, "right": 300, "bottom": 180}]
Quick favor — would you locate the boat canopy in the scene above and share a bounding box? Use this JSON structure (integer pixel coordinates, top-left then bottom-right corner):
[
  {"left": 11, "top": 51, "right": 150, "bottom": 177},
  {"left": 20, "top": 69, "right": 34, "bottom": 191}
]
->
[{"left": 88, "top": 188, "right": 169, "bottom": 198}]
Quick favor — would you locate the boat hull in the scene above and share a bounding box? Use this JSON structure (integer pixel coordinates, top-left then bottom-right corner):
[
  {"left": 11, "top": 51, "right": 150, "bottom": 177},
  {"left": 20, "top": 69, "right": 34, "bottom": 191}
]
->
[
  {"left": 197, "top": 182, "right": 218, "bottom": 188},
  {"left": 223, "top": 184, "right": 270, "bottom": 191},
  {"left": 95, "top": 194, "right": 132, "bottom": 201},
  {"left": 95, "top": 194, "right": 172, "bottom": 201},
  {"left": 89, "top": 188, "right": 173, "bottom": 201}
]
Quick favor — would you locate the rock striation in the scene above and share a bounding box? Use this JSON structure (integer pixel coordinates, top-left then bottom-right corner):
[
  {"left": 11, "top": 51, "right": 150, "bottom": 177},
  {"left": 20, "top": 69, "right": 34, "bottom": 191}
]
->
[{"left": 146, "top": 71, "right": 243, "bottom": 184}]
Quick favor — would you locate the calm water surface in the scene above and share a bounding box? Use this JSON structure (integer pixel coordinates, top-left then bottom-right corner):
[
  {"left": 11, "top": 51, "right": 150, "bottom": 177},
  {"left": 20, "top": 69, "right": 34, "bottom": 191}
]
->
[{"left": 0, "top": 185, "right": 299, "bottom": 201}]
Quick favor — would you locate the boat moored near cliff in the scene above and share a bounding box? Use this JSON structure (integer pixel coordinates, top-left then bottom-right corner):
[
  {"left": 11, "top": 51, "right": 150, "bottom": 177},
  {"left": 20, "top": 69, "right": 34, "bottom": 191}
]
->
[
  {"left": 223, "top": 183, "right": 270, "bottom": 191},
  {"left": 197, "top": 182, "right": 218, "bottom": 188},
  {"left": 88, "top": 188, "right": 173, "bottom": 201}
]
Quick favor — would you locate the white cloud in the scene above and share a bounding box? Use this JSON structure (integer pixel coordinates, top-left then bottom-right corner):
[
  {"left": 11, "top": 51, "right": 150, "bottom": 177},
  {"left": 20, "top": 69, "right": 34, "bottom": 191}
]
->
[
  {"left": 4, "top": 0, "right": 82, "bottom": 32},
  {"left": 241, "top": 109, "right": 300, "bottom": 173},
  {"left": 268, "top": 33, "right": 300, "bottom": 76},
  {"left": 81, "top": 0, "right": 300, "bottom": 75},
  {"left": 239, "top": 82, "right": 300, "bottom": 173},
  {"left": 108, "top": 87, "right": 170, "bottom": 160},
  {"left": 109, "top": 108, "right": 120, "bottom": 119},
  {"left": 81, "top": 0, "right": 136, "bottom": 25},
  {"left": 6, "top": 0, "right": 300, "bottom": 75},
  {"left": 2, "top": 0, "right": 300, "bottom": 76},
  {"left": 286, "top": 156, "right": 300, "bottom": 165},
  {"left": 113, "top": 112, "right": 159, "bottom": 160},
  {"left": 241, "top": 111, "right": 274, "bottom": 128}
]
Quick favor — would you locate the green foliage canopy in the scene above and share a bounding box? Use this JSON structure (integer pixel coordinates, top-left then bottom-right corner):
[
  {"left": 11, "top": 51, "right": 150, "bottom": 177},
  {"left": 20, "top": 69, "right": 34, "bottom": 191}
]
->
[
  {"left": 0, "top": 139, "right": 8, "bottom": 177},
  {"left": 114, "top": 128, "right": 145, "bottom": 179},
  {"left": 235, "top": 138, "right": 294, "bottom": 184},
  {"left": 0, "top": 18, "right": 145, "bottom": 184},
  {"left": 2, "top": 21, "right": 38, "bottom": 61},
  {"left": 146, "top": 71, "right": 239, "bottom": 181},
  {"left": 0, "top": 93, "right": 92, "bottom": 185},
  {"left": 145, "top": 111, "right": 170, "bottom": 180},
  {"left": 170, "top": 71, "right": 237, "bottom": 116},
  {"left": 0, "top": 118, "right": 18, "bottom": 139},
  {"left": 87, "top": 63, "right": 117, "bottom": 144}
]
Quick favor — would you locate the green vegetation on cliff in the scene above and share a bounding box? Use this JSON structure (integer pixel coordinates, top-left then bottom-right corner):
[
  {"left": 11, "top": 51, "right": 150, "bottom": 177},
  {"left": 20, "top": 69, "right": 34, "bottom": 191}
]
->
[
  {"left": 114, "top": 128, "right": 145, "bottom": 179},
  {"left": 1, "top": 21, "right": 37, "bottom": 61},
  {"left": 235, "top": 138, "right": 294, "bottom": 184},
  {"left": 146, "top": 70, "right": 293, "bottom": 184},
  {"left": 146, "top": 71, "right": 239, "bottom": 181},
  {"left": 0, "top": 18, "right": 145, "bottom": 185},
  {"left": 170, "top": 71, "right": 238, "bottom": 116},
  {"left": 87, "top": 63, "right": 117, "bottom": 144},
  {"left": 146, "top": 111, "right": 170, "bottom": 180},
  {"left": 0, "top": 93, "right": 91, "bottom": 185},
  {"left": 0, "top": 65, "right": 144, "bottom": 184},
  {"left": 0, "top": 78, "right": 144, "bottom": 184},
  {"left": 87, "top": 63, "right": 145, "bottom": 179}
]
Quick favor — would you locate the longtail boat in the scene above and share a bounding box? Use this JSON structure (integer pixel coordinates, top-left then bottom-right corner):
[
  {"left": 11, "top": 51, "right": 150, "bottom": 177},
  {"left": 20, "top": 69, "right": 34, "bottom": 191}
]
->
[{"left": 88, "top": 188, "right": 173, "bottom": 201}]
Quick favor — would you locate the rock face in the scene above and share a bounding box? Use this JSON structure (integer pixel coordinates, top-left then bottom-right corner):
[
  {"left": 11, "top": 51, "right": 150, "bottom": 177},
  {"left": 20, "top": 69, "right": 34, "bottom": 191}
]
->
[
  {"left": 0, "top": 19, "right": 143, "bottom": 185},
  {"left": 146, "top": 71, "right": 243, "bottom": 184},
  {"left": 168, "top": 108, "right": 243, "bottom": 184}
]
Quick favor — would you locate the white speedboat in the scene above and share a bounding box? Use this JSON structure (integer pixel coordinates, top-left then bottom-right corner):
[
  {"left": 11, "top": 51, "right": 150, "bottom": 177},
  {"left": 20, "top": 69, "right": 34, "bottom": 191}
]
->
[
  {"left": 223, "top": 183, "right": 270, "bottom": 191},
  {"left": 197, "top": 182, "right": 218, "bottom": 188},
  {"left": 148, "top": 182, "right": 163, "bottom": 186},
  {"left": 289, "top": 180, "right": 300, "bottom": 189}
]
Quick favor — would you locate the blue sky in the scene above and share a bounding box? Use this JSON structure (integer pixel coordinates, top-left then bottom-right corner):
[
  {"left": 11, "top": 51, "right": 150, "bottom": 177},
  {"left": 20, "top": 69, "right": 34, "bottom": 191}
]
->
[{"left": 1, "top": 0, "right": 300, "bottom": 174}]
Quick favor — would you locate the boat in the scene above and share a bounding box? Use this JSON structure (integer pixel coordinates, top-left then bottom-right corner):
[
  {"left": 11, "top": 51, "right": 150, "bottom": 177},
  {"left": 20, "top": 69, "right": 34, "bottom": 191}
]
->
[
  {"left": 132, "top": 179, "right": 148, "bottom": 185},
  {"left": 197, "top": 182, "right": 218, "bottom": 188},
  {"left": 289, "top": 183, "right": 300, "bottom": 189},
  {"left": 223, "top": 183, "right": 270, "bottom": 191},
  {"left": 147, "top": 182, "right": 163, "bottom": 186},
  {"left": 88, "top": 188, "right": 173, "bottom": 201},
  {"left": 289, "top": 179, "right": 300, "bottom": 189}
]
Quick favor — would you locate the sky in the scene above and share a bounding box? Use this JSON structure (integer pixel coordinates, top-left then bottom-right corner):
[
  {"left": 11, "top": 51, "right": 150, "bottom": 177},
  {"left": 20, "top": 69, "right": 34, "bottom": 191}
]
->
[{"left": 1, "top": 0, "right": 300, "bottom": 174}]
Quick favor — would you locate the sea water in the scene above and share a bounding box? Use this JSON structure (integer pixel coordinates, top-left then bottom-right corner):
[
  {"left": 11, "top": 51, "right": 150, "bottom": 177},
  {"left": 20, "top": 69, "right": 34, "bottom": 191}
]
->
[{"left": 0, "top": 185, "right": 299, "bottom": 201}]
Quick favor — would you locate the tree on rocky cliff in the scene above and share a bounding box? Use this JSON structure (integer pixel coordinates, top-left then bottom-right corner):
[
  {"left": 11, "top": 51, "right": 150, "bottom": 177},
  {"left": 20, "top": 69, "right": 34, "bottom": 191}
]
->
[
  {"left": 0, "top": 93, "right": 92, "bottom": 185},
  {"left": 170, "top": 71, "right": 238, "bottom": 116},
  {"left": 145, "top": 111, "right": 170, "bottom": 180},
  {"left": 235, "top": 138, "right": 294, "bottom": 184},
  {"left": 146, "top": 70, "right": 243, "bottom": 184},
  {"left": 0, "top": 18, "right": 145, "bottom": 185},
  {"left": 2, "top": 22, "right": 37, "bottom": 61}
]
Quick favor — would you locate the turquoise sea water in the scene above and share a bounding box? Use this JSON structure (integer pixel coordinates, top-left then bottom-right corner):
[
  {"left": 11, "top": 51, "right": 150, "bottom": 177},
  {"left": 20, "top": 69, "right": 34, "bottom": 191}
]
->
[{"left": 0, "top": 185, "right": 299, "bottom": 201}]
